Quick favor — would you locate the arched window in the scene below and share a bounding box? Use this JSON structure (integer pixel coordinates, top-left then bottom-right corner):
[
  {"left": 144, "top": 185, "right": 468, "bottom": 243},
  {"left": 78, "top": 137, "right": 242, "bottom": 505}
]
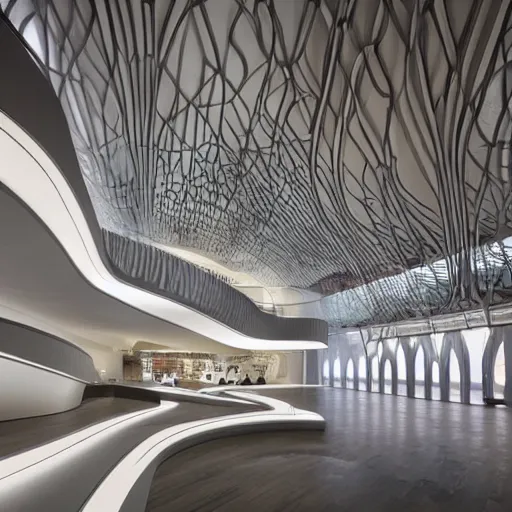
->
[
  {"left": 358, "top": 357, "right": 367, "bottom": 391},
  {"left": 494, "top": 343, "right": 506, "bottom": 400},
  {"left": 333, "top": 358, "right": 341, "bottom": 387},
  {"left": 371, "top": 356, "right": 379, "bottom": 392},
  {"left": 431, "top": 361, "right": 440, "bottom": 400},
  {"left": 384, "top": 360, "right": 392, "bottom": 394},
  {"left": 462, "top": 328, "right": 488, "bottom": 388},
  {"left": 346, "top": 359, "right": 354, "bottom": 389},
  {"left": 322, "top": 359, "right": 329, "bottom": 386},
  {"left": 415, "top": 346, "right": 425, "bottom": 399},
  {"left": 449, "top": 349, "right": 461, "bottom": 402},
  {"left": 397, "top": 344, "right": 407, "bottom": 396}
]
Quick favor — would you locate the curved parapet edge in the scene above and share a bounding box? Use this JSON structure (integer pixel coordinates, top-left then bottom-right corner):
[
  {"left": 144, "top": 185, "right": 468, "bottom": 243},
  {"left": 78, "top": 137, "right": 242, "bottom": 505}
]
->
[
  {"left": 86, "top": 383, "right": 258, "bottom": 407},
  {"left": 0, "top": 111, "right": 326, "bottom": 351},
  {"left": 199, "top": 384, "right": 324, "bottom": 394},
  {"left": 119, "top": 384, "right": 261, "bottom": 407},
  {"left": 82, "top": 392, "right": 325, "bottom": 512},
  {"left": 0, "top": 403, "right": 174, "bottom": 478},
  {"left": 104, "top": 231, "right": 328, "bottom": 342},
  {"left": 0, "top": 318, "right": 98, "bottom": 383},
  {"left": 0, "top": 352, "right": 87, "bottom": 421}
]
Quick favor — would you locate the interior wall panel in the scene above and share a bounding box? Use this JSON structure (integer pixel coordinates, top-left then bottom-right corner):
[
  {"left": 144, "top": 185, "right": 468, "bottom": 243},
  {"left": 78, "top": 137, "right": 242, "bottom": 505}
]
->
[{"left": 81, "top": 345, "right": 123, "bottom": 382}]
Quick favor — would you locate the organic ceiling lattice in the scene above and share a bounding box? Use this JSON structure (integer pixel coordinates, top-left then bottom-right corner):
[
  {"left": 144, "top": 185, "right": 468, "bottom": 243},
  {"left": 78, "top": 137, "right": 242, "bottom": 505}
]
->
[{"left": 3, "top": 0, "right": 512, "bottom": 326}]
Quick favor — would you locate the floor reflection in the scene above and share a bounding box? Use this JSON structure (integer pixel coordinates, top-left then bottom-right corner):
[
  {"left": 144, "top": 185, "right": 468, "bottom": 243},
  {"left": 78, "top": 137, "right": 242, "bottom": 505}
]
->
[{"left": 147, "top": 388, "right": 512, "bottom": 512}]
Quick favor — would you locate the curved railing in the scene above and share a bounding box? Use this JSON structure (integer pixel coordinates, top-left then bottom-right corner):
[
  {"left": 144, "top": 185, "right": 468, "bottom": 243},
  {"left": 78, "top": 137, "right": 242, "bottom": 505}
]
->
[{"left": 104, "top": 231, "right": 328, "bottom": 342}]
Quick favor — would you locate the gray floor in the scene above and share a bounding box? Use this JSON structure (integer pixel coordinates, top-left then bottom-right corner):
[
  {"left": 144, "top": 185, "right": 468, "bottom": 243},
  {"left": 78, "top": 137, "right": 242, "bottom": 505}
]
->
[
  {"left": 0, "top": 396, "right": 263, "bottom": 512},
  {"left": 147, "top": 387, "right": 512, "bottom": 512},
  {"left": 0, "top": 397, "right": 154, "bottom": 459}
]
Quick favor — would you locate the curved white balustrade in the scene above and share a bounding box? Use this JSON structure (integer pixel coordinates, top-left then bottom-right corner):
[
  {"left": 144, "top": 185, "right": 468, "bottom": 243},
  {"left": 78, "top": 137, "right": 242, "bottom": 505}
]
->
[
  {"left": 120, "top": 384, "right": 256, "bottom": 406},
  {"left": 200, "top": 384, "right": 323, "bottom": 394},
  {"left": 81, "top": 390, "right": 325, "bottom": 512},
  {"left": 0, "top": 386, "right": 324, "bottom": 512},
  {"left": 0, "top": 403, "right": 176, "bottom": 481},
  {"left": 0, "top": 353, "right": 86, "bottom": 421}
]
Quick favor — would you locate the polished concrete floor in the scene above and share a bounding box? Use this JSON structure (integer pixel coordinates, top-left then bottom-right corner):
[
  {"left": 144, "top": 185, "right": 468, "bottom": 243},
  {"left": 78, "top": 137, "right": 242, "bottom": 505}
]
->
[{"left": 147, "top": 388, "right": 512, "bottom": 512}]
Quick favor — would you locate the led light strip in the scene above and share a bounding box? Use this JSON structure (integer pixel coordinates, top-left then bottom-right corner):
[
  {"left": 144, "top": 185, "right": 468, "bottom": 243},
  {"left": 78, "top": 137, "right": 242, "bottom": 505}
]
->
[
  {"left": 0, "top": 112, "right": 326, "bottom": 352},
  {"left": 0, "top": 402, "right": 177, "bottom": 481},
  {"left": 81, "top": 392, "right": 325, "bottom": 512}
]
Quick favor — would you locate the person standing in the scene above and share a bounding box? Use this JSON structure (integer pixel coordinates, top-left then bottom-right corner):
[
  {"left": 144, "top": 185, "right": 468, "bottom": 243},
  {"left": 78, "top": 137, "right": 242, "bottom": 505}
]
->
[{"left": 240, "top": 374, "right": 252, "bottom": 386}]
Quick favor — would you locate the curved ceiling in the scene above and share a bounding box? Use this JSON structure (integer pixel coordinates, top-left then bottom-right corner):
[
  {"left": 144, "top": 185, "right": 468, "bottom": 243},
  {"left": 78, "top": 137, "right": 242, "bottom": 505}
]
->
[{"left": 2, "top": 1, "right": 512, "bottom": 327}]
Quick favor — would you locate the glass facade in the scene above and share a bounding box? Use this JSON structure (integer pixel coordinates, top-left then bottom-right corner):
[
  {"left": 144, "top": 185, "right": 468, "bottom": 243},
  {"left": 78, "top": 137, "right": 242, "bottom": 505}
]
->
[{"left": 319, "top": 326, "right": 512, "bottom": 405}]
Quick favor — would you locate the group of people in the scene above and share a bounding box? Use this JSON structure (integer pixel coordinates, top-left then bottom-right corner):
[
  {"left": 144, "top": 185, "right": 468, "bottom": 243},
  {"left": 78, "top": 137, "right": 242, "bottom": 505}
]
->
[
  {"left": 218, "top": 374, "right": 266, "bottom": 386},
  {"left": 159, "top": 373, "right": 179, "bottom": 387},
  {"left": 158, "top": 371, "right": 266, "bottom": 387}
]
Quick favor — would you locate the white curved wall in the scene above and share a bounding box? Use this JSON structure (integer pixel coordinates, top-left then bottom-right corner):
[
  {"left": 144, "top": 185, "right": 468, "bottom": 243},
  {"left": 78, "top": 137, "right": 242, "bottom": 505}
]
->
[
  {"left": 0, "top": 356, "right": 85, "bottom": 421},
  {"left": 83, "top": 345, "right": 123, "bottom": 382}
]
